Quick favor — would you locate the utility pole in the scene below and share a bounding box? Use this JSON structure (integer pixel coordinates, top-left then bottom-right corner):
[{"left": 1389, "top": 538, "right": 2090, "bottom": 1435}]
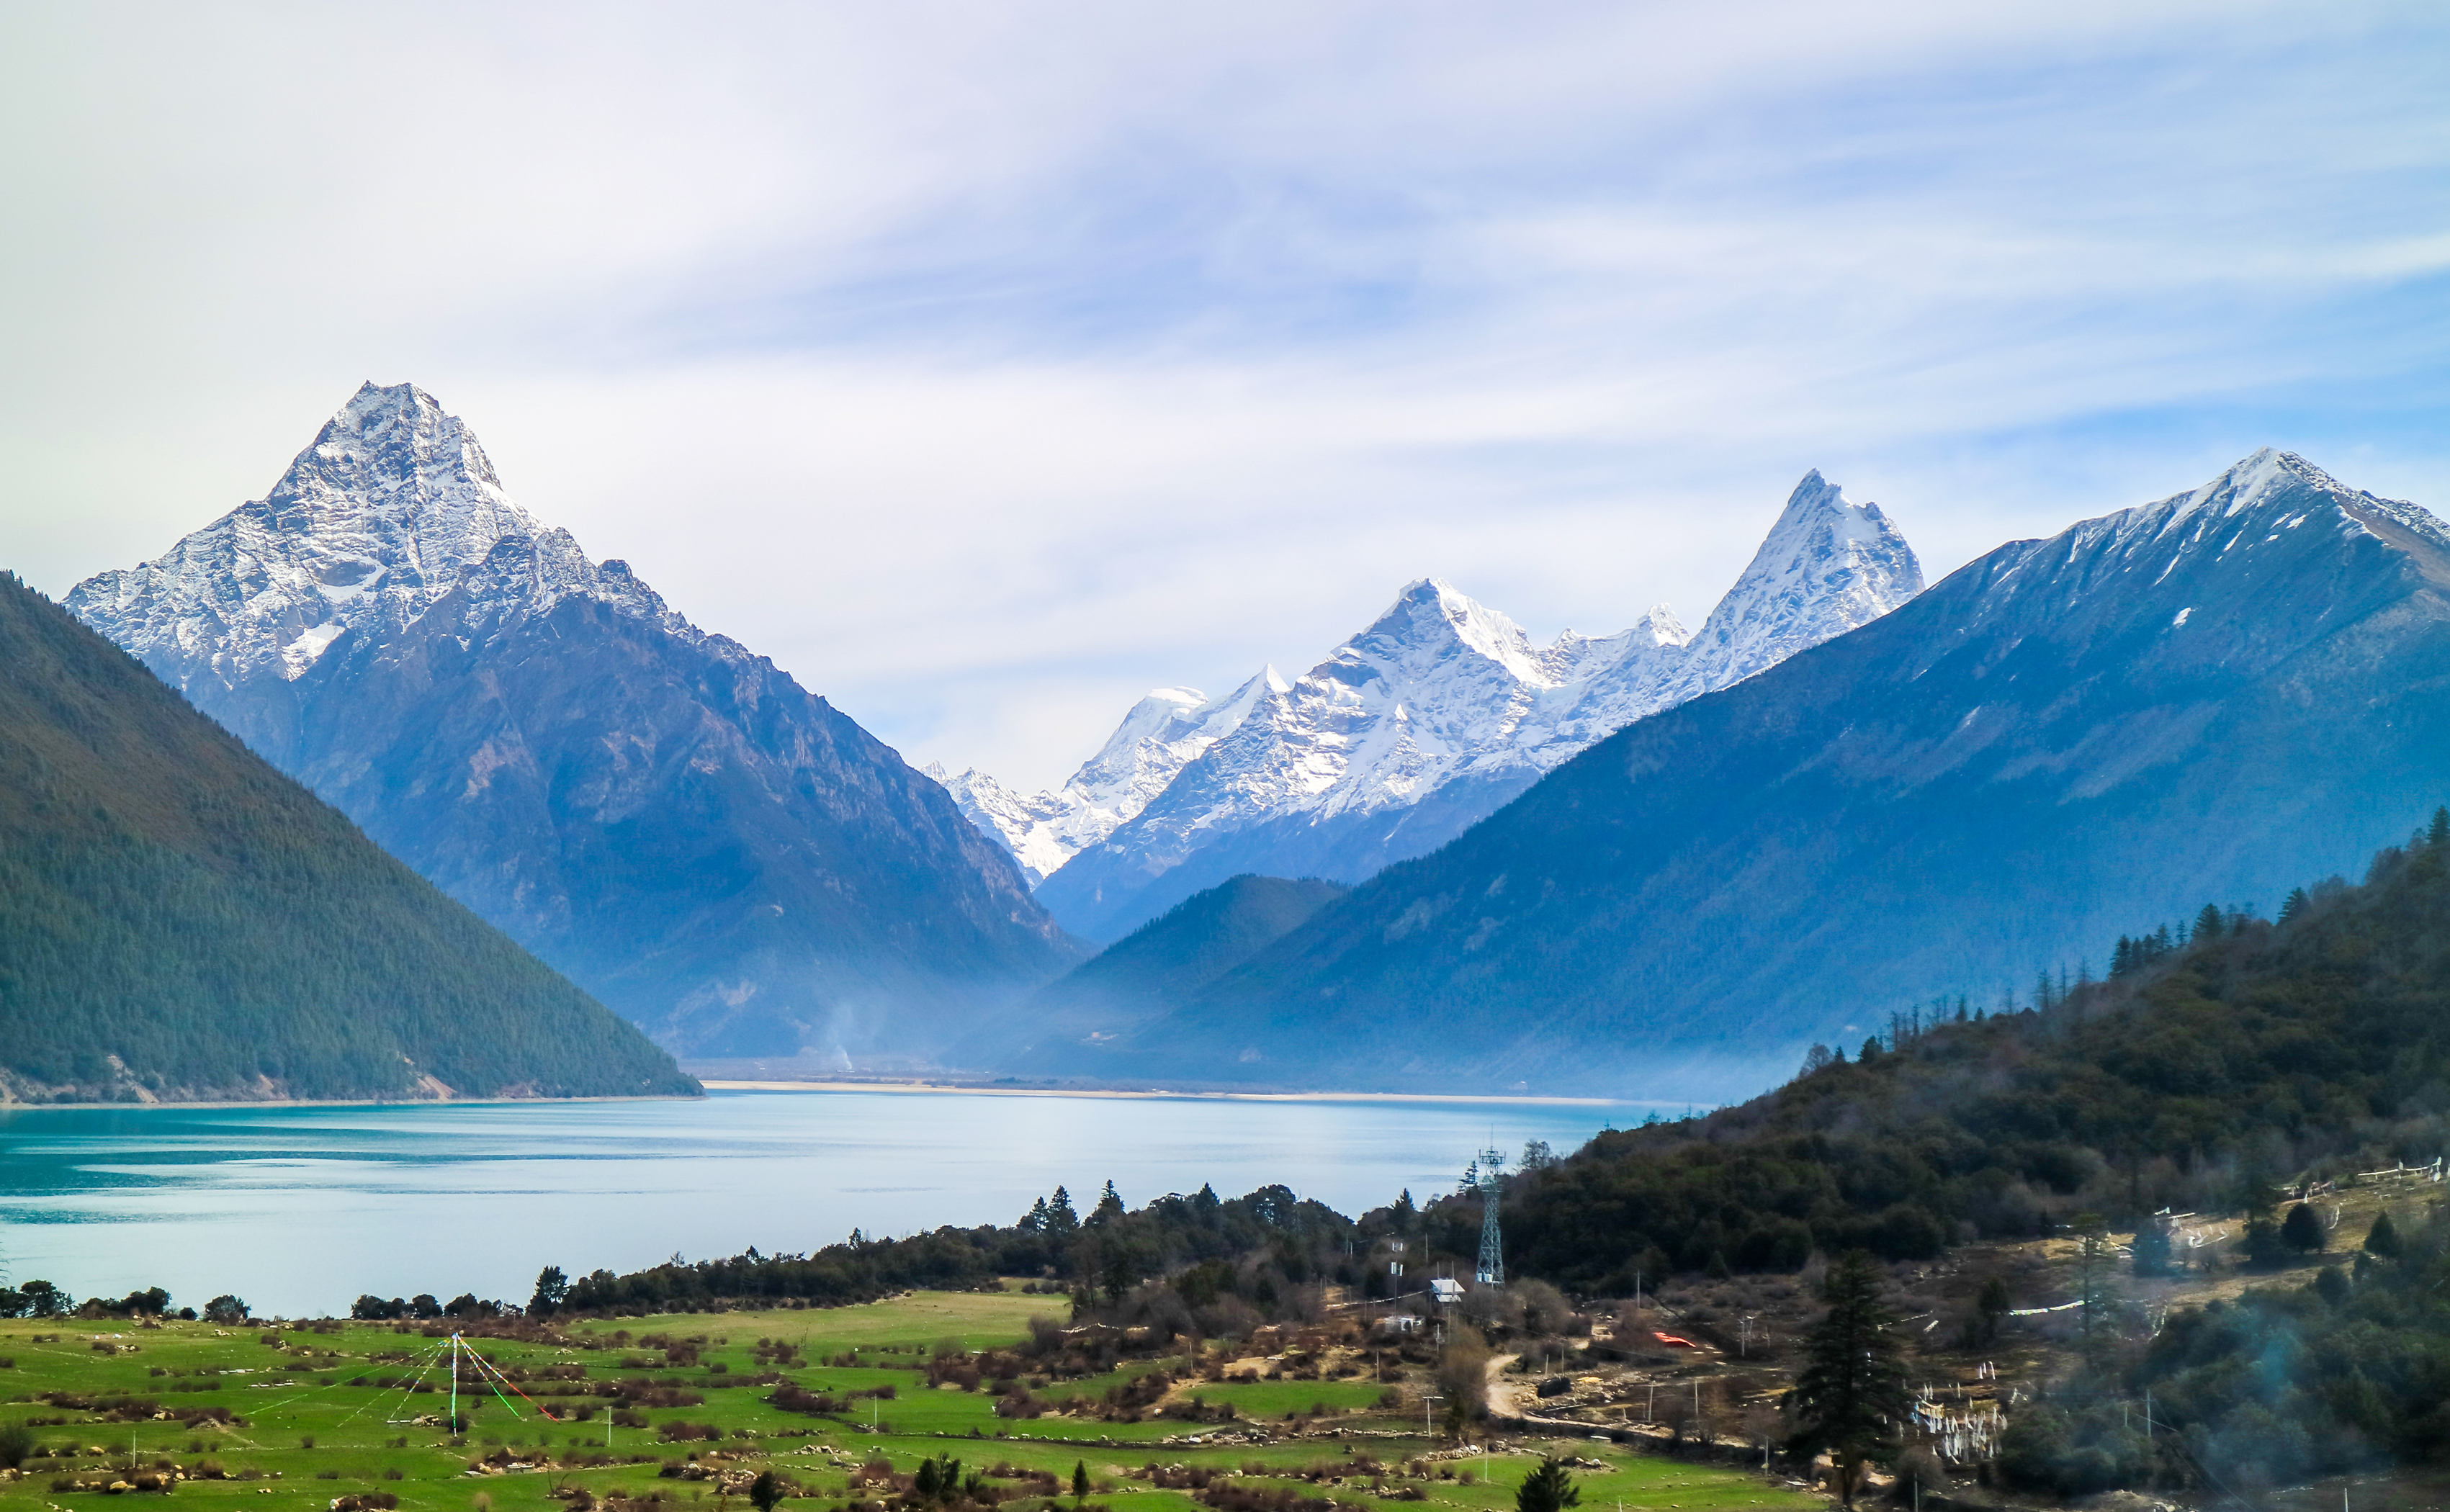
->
[
  {"left": 449, "top": 1333, "right": 459, "bottom": 1440},
  {"left": 1424, "top": 1395, "right": 1443, "bottom": 1444}
]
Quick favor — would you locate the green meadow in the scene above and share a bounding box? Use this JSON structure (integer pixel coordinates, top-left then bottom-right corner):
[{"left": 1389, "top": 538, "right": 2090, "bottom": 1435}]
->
[{"left": 0, "top": 1295, "right": 1815, "bottom": 1512}]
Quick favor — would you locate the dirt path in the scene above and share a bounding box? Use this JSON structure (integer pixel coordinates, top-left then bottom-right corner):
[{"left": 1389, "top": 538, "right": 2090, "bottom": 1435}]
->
[{"left": 1486, "top": 1352, "right": 1526, "bottom": 1418}]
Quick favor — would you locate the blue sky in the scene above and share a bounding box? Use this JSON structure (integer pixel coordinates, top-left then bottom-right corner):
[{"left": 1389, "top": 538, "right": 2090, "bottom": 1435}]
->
[{"left": 4, "top": 1, "right": 2448, "bottom": 788}]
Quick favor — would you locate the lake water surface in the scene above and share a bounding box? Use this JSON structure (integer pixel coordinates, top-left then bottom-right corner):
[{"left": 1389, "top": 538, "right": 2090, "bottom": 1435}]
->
[{"left": 0, "top": 1090, "right": 1617, "bottom": 1318}]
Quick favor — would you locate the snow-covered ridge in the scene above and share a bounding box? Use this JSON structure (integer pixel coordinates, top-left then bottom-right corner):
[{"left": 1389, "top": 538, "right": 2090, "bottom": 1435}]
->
[
  {"left": 68, "top": 382, "right": 735, "bottom": 697},
  {"left": 1974, "top": 449, "right": 2450, "bottom": 621},
  {"left": 932, "top": 668, "right": 1288, "bottom": 886},
  {"left": 951, "top": 469, "right": 1924, "bottom": 901}
]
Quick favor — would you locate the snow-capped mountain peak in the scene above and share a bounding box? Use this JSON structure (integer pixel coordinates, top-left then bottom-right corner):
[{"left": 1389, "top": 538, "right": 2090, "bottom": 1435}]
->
[
  {"left": 1684, "top": 469, "right": 1924, "bottom": 692},
  {"left": 1361, "top": 578, "right": 1556, "bottom": 687},
  {"left": 68, "top": 382, "right": 723, "bottom": 703},
  {"left": 936, "top": 666, "right": 1286, "bottom": 886},
  {"left": 1023, "top": 469, "right": 1926, "bottom": 940}
]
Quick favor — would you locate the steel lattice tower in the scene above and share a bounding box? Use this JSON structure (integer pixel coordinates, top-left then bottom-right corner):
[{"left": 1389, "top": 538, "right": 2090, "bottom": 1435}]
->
[{"left": 1475, "top": 1146, "right": 1508, "bottom": 1284}]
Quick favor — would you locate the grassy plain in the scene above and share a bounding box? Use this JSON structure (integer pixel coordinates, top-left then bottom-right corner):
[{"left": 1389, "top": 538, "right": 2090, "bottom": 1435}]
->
[{"left": 0, "top": 1295, "right": 1814, "bottom": 1512}]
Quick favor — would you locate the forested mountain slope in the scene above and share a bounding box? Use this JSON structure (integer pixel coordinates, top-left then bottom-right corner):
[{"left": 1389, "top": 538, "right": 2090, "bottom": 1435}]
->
[
  {"left": 1081, "top": 451, "right": 2450, "bottom": 1099},
  {"left": 0, "top": 571, "right": 694, "bottom": 1102},
  {"left": 956, "top": 874, "right": 1348, "bottom": 1067},
  {"left": 1481, "top": 816, "right": 2450, "bottom": 1491}
]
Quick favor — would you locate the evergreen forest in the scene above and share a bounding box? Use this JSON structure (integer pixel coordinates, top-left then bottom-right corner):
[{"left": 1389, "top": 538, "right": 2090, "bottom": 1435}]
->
[{"left": 0, "top": 572, "right": 696, "bottom": 1102}]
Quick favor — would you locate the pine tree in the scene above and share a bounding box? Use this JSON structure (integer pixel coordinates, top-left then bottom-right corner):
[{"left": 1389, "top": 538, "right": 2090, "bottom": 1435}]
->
[
  {"left": 1091, "top": 1181, "right": 1126, "bottom": 1225},
  {"left": 1790, "top": 1252, "right": 1908, "bottom": 1508},
  {"left": 2433, "top": 806, "right": 2449, "bottom": 847},
  {"left": 2131, "top": 1220, "right": 2173, "bottom": 1278},
  {"left": 2196, "top": 903, "right": 2225, "bottom": 942},
  {"left": 1046, "top": 1187, "right": 1080, "bottom": 1238},
  {"left": 1975, "top": 1275, "right": 2011, "bottom": 1346},
  {"left": 1515, "top": 1457, "right": 1581, "bottom": 1512},
  {"left": 1072, "top": 1462, "right": 1090, "bottom": 1500},
  {"left": 2281, "top": 1202, "right": 2326, "bottom": 1255},
  {"left": 2365, "top": 1210, "right": 2404, "bottom": 1259},
  {"left": 2280, "top": 887, "right": 2310, "bottom": 923}
]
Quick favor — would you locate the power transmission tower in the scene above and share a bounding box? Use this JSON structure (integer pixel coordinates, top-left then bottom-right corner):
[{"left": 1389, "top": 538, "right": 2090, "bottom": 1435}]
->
[{"left": 1475, "top": 1146, "right": 1508, "bottom": 1284}]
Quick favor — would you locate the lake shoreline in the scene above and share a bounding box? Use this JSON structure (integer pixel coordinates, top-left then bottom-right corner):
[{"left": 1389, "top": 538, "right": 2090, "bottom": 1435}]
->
[{"left": 698, "top": 1078, "right": 1633, "bottom": 1107}]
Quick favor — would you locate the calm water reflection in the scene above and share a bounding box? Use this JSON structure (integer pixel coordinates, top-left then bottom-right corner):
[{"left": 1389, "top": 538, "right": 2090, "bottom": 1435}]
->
[{"left": 0, "top": 1091, "right": 1615, "bottom": 1317}]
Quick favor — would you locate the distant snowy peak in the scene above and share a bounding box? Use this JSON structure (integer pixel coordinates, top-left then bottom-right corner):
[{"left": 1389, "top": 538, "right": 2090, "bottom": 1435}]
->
[
  {"left": 933, "top": 667, "right": 1286, "bottom": 886},
  {"left": 1018, "top": 469, "right": 1930, "bottom": 937},
  {"left": 1968, "top": 449, "right": 2450, "bottom": 641},
  {"left": 68, "top": 382, "right": 725, "bottom": 696},
  {"left": 1687, "top": 469, "right": 1924, "bottom": 693}
]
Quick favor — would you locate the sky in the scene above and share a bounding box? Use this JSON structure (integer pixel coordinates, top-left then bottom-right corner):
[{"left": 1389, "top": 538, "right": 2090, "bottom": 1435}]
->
[{"left": 4, "top": 2, "right": 2449, "bottom": 792}]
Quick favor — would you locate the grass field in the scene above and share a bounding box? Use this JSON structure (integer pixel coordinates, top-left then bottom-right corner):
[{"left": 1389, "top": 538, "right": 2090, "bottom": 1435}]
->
[{"left": 0, "top": 1297, "right": 1816, "bottom": 1512}]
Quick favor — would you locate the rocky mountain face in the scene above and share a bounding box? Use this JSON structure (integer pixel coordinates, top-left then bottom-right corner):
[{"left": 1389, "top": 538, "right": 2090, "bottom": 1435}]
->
[
  {"left": 1048, "top": 451, "right": 2450, "bottom": 1100},
  {"left": 0, "top": 569, "right": 694, "bottom": 1103},
  {"left": 69, "top": 383, "right": 1080, "bottom": 1064},
  {"left": 928, "top": 670, "right": 1285, "bottom": 886},
  {"left": 1024, "top": 471, "right": 1923, "bottom": 941}
]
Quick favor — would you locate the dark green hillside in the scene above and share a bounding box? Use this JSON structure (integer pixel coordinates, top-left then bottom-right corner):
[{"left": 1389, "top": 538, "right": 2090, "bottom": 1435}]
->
[
  {"left": 0, "top": 571, "right": 696, "bottom": 1102},
  {"left": 956, "top": 874, "right": 1345, "bottom": 1068},
  {"left": 1065, "top": 874, "right": 1350, "bottom": 999},
  {"left": 1494, "top": 811, "right": 2450, "bottom": 1289}
]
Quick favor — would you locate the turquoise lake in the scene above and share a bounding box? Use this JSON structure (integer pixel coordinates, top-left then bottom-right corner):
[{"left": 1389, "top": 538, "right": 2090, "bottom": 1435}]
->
[{"left": 0, "top": 1090, "right": 1619, "bottom": 1318}]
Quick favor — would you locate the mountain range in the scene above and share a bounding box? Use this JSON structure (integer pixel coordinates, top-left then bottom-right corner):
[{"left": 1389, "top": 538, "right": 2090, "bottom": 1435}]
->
[
  {"left": 1034, "top": 450, "right": 2450, "bottom": 1099},
  {"left": 952, "top": 470, "right": 1924, "bottom": 942},
  {"left": 68, "top": 383, "right": 1079, "bottom": 1066},
  {"left": 0, "top": 568, "right": 692, "bottom": 1102}
]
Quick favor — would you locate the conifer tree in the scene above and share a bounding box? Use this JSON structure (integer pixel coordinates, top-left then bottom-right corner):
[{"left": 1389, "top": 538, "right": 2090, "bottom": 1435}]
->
[
  {"left": 2366, "top": 1210, "right": 2404, "bottom": 1259},
  {"left": 2131, "top": 1220, "right": 2173, "bottom": 1277},
  {"left": 1791, "top": 1251, "right": 1908, "bottom": 1508},
  {"left": 2433, "top": 806, "right": 2449, "bottom": 847},
  {"left": 1072, "top": 1462, "right": 1090, "bottom": 1500},
  {"left": 1515, "top": 1457, "right": 1581, "bottom": 1512},
  {"left": 1975, "top": 1276, "right": 2011, "bottom": 1345},
  {"left": 2281, "top": 1202, "right": 2325, "bottom": 1255},
  {"left": 2196, "top": 903, "right": 2225, "bottom": 941}
]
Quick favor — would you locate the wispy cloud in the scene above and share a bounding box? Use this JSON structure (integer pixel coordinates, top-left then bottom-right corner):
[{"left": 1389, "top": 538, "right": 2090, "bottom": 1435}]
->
[{"left": 3, "top": 1, "right": 2447, "bottom": 786}]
